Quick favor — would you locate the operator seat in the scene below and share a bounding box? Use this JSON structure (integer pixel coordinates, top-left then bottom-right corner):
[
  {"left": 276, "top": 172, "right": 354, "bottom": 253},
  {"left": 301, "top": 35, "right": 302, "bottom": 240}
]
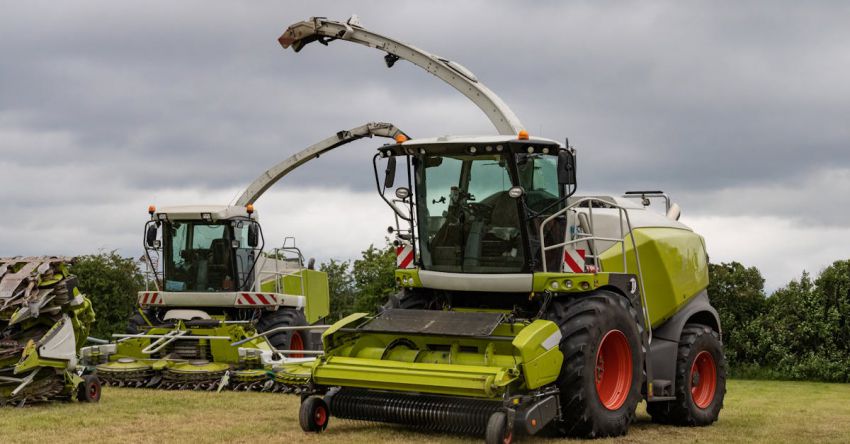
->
[{"left": 209, "top": 239, "right": 231, "bottom": 289}]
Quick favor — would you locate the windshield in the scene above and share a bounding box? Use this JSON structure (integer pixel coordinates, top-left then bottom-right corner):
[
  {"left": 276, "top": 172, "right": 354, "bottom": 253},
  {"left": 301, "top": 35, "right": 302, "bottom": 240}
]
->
[
  {"left": 163, "top": 220, "right": 255, "bottom": 291},
  {"left": 416, "top": 154, "right": 525, "bottom": 273},
  {"left": 516, "top": 153, "right": 561, "bottom": 213}
]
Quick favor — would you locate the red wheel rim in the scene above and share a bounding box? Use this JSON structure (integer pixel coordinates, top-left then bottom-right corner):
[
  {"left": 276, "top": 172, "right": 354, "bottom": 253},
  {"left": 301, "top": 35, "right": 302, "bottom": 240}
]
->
[
  {"left": 290, "top": 331, "right": 304, "bottom": 358},
  {"left": 314, "top": 405, "right": 328, "bottom": 426},
  {"left": 595, "top": 329, "right": 633, "bottom": 410},
  {"left": 89, "top": 384, "right": 99, "bottom": 400},
  {"left": 690, "top": 350, "right": 717, "bottom": 409}
]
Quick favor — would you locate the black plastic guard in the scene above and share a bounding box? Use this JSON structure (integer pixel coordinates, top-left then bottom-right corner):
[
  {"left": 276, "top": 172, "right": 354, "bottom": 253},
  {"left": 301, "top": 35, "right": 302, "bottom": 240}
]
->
[{"left": 361, "top": 309, "right": 504, "bottom": 337}]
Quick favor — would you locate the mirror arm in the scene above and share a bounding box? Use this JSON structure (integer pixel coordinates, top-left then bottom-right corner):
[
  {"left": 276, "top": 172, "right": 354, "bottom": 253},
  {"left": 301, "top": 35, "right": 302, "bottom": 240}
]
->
[
  {"left": 240, "top": 222, "right": 264, "bottom": 292},
  {"left": 373, "top": 153, "right": 412, "bottom": 221},
  {"left": 142, "top": 220, "right": 163, "bottom": 288}
]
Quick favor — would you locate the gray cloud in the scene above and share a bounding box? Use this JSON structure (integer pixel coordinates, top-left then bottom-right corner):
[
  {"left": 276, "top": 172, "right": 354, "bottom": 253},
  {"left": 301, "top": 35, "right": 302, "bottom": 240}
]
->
[{"left": 1, "top": 1, "right": 848, "bottom": 288}]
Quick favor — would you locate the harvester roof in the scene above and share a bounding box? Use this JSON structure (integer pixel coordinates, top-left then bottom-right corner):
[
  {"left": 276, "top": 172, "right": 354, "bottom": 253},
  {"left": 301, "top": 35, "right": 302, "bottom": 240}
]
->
[
  {"left": 155, "top": 205, "right": 254, "bottom": 221},
  {"left": 379, "top": 134, "right": 561, "bottom": 156}
]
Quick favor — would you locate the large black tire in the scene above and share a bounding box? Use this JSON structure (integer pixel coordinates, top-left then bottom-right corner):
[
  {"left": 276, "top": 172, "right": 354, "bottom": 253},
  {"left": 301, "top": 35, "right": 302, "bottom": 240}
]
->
[
  {"left": 646, "top": 324, "right": 726, "bottom": 426},
  {"left": 126, "top": 309, "right": 153, "bottom": 334},
  {"left": 257, "top": 308, "right": 311, "bottom": 355},
  {"left": 77, "top": 375, "right": 101, "bottom": 403},
  {"left": 299, "top": 395, "right": 329, "bottom": 432},
  {"left": 545, "top": 291, "right": 644, "bottom": 438}
]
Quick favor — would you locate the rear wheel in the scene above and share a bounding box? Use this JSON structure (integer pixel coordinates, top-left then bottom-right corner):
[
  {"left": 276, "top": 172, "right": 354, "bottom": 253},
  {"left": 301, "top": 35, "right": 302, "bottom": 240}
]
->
[
  {"left": 299, "top": 395, "right": 329, "bottom": 432},
  {"left": 647, "top": 324, "right": 726, "bottom": 425},
  {"left": 77, "top": 375, "right": 101, "bottom": 403},
  {"left": 545, "top": 291, "right": 644, "bottom": 438},
  {"left": 257, "top": 308, "right": 310, "bottom": 357}
]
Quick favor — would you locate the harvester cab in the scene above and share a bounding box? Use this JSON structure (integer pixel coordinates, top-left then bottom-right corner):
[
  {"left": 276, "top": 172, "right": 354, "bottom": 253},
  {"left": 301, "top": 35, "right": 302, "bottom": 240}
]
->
[
  {"left": 139, "top": 204, "right": 325, "bottom": 324},
  {"left": 281, "top": 16, "right": 727, "bottom": 443},
  {"left": 377, "top": 135, "right": 577, "bottom": 281}
]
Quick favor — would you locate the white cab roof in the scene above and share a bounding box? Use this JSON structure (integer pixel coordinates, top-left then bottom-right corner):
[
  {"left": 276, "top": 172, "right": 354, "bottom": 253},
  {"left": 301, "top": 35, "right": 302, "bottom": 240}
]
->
[
  {"left": 156, "top": 205, "right": 256, "bottom": 221},
  {"left": 396, "top": 134, "right": 561, "bottom": 147}
]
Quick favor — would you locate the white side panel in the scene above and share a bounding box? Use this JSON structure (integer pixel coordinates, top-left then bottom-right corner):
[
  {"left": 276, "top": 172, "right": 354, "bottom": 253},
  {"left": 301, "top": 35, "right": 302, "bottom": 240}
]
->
[
  {"left": 151, "top": 291, "right": 305, "bottom": 309},
  {"left": 418, "top": 271, "right": 533, "bottom": 292},
  {"left": 39, "top": 315, "right": 77, "bottom": 369},
  {"left": 572, "top": 199, "right": 693, "bottom": 253},
  {"left": 159, "top": 292, "right": 240, "bottom": 306}
]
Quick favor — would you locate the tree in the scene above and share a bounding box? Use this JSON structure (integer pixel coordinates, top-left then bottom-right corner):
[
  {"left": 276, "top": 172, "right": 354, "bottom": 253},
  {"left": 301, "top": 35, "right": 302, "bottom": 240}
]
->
[
  {"left": 707, "top": 262, "right": 767, "bottom": 367},
  {"left": 756, "top": 261, "right": 850, "bottom": 382},
  {"left": 71, "top": 252, "right": 145, "bottom": 339},
  {"left": 320, "top": 259, "right": 355, "bottom": 321},
  {"left": 352, "top": 243, "right": 397, "bottom": 313}
]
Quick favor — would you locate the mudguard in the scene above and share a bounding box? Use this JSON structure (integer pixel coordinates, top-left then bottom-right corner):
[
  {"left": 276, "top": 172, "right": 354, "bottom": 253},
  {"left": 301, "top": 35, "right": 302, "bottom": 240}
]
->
[{"left": 648, "top": 290, "right": 721, "bottom": 385}]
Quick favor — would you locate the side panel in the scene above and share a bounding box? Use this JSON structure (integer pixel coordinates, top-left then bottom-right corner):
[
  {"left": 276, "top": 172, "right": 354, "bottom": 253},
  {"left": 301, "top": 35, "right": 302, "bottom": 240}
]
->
[
  {"left": 598, "top": 227, "right": 708, "bottom": 327},
  {"left": 282, "top": 270, "right": 329, "bottom": 324}
]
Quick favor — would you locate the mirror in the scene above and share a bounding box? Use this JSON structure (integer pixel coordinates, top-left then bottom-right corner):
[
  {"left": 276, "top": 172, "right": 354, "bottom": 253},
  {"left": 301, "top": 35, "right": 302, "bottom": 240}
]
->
[
  {"left": 424, "top": 156, "right": 443, "bottom": 168},
  {"left": 145, "top": 224, "right": 158, "bottom": 248},
  {"left": 557, "top": 150, "right": 577, "bottom": 185},
  {"left": 248, "top": 222, "right": 259, "bottom": 248},
  {"left": 384, "top": 157, "right": 397, "bottom": 188}
]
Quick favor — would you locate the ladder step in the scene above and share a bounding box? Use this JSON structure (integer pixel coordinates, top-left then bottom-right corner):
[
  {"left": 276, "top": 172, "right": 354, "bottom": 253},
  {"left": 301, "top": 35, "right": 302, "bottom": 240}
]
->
[{"left": 651, "top": 379, "right": 674, "bottom": 398}]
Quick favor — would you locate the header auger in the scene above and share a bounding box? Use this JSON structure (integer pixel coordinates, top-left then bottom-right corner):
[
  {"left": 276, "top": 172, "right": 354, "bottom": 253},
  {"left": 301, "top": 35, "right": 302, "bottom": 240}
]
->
[{"left": 281, "top": 16, "right": 727, "bottom": 443}]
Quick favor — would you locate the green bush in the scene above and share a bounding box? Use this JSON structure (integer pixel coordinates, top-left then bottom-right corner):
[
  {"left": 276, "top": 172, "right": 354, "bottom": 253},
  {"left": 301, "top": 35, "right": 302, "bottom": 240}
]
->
[
  {"left": 710, "top": 259, "right": 850, "bottom": 382},
  {"left": 320, "top": 258, "right": 355, "bottom": 321},
  {"left": 71, "top": 252, "right": 144, "bottom": 339},
  {"left": 319, "top": 243, "right": 398, "bottom": 320},
  {"left": 707, "top": 262, "right": 767, "bottom": 367}
]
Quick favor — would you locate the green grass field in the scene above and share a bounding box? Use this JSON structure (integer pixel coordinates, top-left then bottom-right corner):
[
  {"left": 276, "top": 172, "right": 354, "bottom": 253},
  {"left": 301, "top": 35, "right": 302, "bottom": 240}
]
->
[{"left": 1, "top": 380, "right": 848, "bottom": 443}]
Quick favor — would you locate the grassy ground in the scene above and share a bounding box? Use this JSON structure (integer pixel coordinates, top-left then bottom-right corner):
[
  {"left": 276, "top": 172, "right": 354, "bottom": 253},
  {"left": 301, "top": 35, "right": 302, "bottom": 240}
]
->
[{"left": 1, "top": 380, "right": 848, "bottom": 443}]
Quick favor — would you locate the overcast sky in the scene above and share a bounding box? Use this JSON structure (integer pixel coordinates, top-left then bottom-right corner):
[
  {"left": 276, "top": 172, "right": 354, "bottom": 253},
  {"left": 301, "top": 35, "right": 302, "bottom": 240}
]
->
[{"left": 1, "top": 1, "right": 848, "bottom": 291}]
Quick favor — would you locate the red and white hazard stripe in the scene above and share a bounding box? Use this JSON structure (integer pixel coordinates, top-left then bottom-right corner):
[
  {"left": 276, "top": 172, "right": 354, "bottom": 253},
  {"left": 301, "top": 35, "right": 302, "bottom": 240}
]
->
[
  {"left": 139, "top": 292, "right": 162, "bottom": 306},
  {"left": 563, "top": 248, "right": 587, "bottom": 273},
  {"left": 396, "top": 243, "right": 414, "bottom": 269},
  {"left": 236, "top": 293, "right": 279, "bottom": 306}
]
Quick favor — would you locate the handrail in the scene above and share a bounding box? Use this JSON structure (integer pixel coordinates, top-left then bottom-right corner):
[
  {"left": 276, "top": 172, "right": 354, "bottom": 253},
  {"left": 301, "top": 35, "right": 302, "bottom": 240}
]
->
[
  {"left": 231, "top": 324, "right": 332, "bottom": 347},
  {"left": 538, "top": 197, "right": 652, "bottom": 343},
  {"left": 140, "top": 330, "right": 188, "bottom": 354}
]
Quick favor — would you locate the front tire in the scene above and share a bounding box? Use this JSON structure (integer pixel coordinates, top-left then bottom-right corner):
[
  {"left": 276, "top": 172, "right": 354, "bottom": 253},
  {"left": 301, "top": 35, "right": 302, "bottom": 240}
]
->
[
  {"left": 647, "top": 324, "right": 726, "bottom": 426},
  {"left": 299, "top": 395, "right": 329, "bottom": 432},
  {"left": 485, "top": 411, "right": 513, "bottom": 444},
  {"left": 382, "top": 289, "right": 442, "bottom": 311},
  {"left": 546, "top": 291, "right": 644, "bottom": 438},
  {"left": 77, "top": 375, "right": 101, "bottom": 403}
]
